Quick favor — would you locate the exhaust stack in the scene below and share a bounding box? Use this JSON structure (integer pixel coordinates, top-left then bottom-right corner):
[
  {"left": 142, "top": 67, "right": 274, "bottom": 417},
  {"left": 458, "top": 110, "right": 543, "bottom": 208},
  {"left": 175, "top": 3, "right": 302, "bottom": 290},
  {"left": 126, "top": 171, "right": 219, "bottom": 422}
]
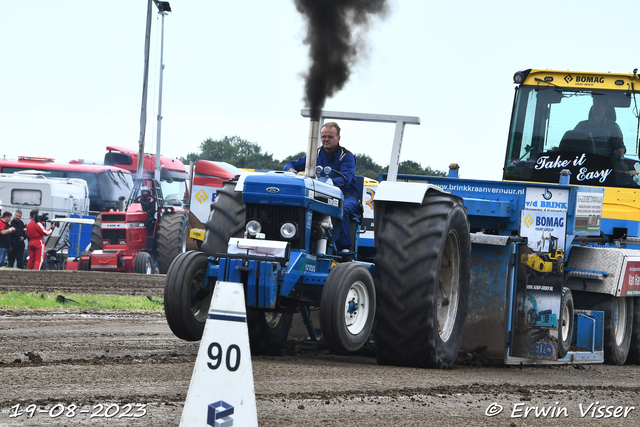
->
[{"left": 304, "top": 119, "right": 320, "bottom": 178}]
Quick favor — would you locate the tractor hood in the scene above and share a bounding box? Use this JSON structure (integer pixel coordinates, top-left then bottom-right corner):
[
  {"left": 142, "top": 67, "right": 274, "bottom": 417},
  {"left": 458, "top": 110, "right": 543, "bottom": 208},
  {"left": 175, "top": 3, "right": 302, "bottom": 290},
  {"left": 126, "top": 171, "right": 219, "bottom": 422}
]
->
[{"left": 242, "top": 171, "right": 344, "bottom": 219}]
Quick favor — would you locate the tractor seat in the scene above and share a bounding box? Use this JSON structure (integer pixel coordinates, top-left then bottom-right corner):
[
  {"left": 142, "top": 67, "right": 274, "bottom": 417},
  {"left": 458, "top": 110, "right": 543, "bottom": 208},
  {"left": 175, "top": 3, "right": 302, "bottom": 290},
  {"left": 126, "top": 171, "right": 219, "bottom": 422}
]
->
[
  {"left": 347, "top": 175, "right": 365, "bottom": 253},
  {"left": 352, "top": 175, "right": 364, "bottom": 218},
  {"left": 559, "top": 130, "right": 595, "bottom": 154}
]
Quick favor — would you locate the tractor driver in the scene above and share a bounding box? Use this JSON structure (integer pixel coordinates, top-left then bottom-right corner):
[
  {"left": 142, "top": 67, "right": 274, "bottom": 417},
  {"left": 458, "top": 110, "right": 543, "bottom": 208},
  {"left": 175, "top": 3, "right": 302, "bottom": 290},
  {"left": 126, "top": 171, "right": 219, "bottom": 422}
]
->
[
  {"left": 136, "top": 186, "right": 156, "bottom": 233},
  {"left": 573, "top": 95, "right": 626, "bottom": 159},
  {"left": 284, "top": 122, "right": 359, "bottom": 254}
]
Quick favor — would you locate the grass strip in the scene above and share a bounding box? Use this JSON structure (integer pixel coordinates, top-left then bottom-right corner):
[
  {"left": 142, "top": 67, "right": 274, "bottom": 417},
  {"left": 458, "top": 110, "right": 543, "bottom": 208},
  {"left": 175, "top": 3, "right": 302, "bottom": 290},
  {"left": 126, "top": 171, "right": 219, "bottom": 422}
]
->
[{"left": 0, "top": 291, "right": 165, "bottom": 312}]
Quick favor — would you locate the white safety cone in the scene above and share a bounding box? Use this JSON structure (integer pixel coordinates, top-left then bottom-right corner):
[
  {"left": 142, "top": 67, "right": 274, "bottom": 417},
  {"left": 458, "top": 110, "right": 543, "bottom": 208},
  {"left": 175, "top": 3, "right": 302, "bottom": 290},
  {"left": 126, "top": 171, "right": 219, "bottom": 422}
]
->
[{"left": 180, "top": 281, "right": 258, "bottom": 427}]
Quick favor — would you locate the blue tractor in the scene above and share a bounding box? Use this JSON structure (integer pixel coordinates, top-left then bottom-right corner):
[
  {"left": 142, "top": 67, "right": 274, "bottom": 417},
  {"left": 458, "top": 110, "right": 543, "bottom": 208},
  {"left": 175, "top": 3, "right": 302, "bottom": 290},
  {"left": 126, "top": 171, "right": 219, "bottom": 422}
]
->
[
  {"left": 164, "top": 113, "right": 471, "bottom": 368},
  {"left": 164, "top": 166, "right": 379, "bottom": 355}
]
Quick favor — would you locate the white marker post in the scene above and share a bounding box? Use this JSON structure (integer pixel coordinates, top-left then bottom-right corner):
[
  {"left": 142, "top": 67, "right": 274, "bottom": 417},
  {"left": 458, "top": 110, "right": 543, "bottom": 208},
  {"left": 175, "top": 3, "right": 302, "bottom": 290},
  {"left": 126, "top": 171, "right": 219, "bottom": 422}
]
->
[{"left": 180, "top": 281, "right": 258, "bottom": 427}]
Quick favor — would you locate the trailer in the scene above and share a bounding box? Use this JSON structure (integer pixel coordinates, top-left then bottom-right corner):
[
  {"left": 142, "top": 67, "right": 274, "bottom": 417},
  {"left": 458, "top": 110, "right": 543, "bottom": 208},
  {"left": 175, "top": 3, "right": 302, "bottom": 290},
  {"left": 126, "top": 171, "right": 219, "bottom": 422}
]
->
[{"left": 387, "top": 68, "right": 640, "bottom": 365}]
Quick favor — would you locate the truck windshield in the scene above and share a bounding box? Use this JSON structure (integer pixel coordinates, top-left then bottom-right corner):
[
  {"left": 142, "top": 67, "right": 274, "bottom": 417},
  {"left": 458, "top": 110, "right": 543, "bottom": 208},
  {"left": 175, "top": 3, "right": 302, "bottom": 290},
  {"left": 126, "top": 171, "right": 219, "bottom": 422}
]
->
[
  {"left": 162, "top": 179, "right": 187, "bottom": 206},
  {"left": 94, "top": 171, "right": 134, "bottom": 211},
  {"left": 503, "top": 85, "right": 640, "bottom": 188}
]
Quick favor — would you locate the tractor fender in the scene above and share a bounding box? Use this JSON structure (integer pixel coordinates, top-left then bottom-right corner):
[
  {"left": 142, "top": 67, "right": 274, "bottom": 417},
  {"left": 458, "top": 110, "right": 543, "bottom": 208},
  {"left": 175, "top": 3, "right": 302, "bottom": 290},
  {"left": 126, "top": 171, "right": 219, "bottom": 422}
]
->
[
  {"left": 374, "top": 181, "right": 447, "bottom": 204},
  {"left": 233, "top": 170, "right": 266, "bottom": 192}
]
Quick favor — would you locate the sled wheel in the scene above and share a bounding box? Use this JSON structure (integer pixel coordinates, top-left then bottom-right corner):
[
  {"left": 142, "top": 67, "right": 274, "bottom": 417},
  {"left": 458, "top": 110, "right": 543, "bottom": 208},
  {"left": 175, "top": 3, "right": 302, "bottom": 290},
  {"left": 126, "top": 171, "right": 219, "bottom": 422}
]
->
[
  {"left": 626, "top": 297, "right": 640, "bottom": 364},
  {"left": 164, "top": 251, "right": 212, "bottom": 341},
  {"left": 134, "top": 252, "right": 153, "bottom": 275},
  {"left": 558, "top": 287, "right": 574, "bottom": 359},
  {"left": 320, "top": 263, "right": 375, "bottom": 353},
  {"left": 591, "top": 294, "right": 633, "bottom": 365},
  {"left": 373, "top": 192, "right": 470, "bottom": 368},
  {"left": 247, "top": 310, "right": 293, "bottom": 356}
]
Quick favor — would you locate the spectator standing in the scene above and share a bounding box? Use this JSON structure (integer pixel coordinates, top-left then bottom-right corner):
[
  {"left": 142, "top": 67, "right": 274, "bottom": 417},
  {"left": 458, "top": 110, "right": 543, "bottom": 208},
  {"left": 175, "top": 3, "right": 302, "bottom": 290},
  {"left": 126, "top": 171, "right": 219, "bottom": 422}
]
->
[
  {"left": 0, "top": 212, "right": 15, "bottom": 267},
  {"left": 26, "top": 210, "right": 55, "bottom": 270},
  {"left": 8, "top": 210, "right": 26, "bottom": 269}
]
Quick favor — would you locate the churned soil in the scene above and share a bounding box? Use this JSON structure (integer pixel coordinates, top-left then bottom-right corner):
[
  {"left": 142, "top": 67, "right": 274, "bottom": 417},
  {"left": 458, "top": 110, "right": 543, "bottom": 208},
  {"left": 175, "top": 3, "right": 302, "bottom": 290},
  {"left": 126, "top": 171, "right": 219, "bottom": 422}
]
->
[
  {"left": 2, "top": 270, "right": 640, "bottom": 426},
  {"left": 0, "top": 269, "right": 165, "bottom": 296}
]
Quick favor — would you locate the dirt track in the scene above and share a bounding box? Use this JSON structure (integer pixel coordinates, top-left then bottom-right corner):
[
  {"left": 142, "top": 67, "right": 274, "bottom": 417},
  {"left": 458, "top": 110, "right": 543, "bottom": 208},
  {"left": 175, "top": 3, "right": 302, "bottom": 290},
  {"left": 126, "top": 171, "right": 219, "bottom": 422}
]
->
[
  {"left": 0, "top": 270, "right": 165, "bottom": 296},
  {"left": 3, "top": 270, "right": 640, "bottom": 426}
]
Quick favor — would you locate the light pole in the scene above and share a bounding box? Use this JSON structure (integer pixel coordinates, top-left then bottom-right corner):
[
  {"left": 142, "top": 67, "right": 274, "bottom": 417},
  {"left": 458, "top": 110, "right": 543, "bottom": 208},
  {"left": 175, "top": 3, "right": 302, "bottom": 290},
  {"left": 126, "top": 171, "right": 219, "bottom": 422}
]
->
[
  {"left": 136, "top": 0, "right": 171, "bottom": 182},
  {"left": 153, "top": 1, "right": 171, "bottom": 183},
  {"left": 136, "top": 0, "right": 153, "bottom": 180}
]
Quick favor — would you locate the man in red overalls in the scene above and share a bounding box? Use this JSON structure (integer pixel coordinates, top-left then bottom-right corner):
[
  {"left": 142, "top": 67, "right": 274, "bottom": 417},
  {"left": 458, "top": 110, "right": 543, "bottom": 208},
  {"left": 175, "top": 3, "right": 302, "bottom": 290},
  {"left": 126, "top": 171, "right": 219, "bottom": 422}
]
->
[{"left": 26, "top": 210, "right": 55, "bottom": 270}]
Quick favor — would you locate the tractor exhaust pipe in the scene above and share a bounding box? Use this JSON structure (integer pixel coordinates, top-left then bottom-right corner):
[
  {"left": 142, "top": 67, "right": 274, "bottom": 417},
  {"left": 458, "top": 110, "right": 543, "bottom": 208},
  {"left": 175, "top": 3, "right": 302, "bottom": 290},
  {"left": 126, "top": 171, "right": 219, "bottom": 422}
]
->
[
  {"left": 118, "top": 196, "right": 126, "bottom": 212},
  {"left": 304, "top": 119, "right": 320, "bottom": 178}
]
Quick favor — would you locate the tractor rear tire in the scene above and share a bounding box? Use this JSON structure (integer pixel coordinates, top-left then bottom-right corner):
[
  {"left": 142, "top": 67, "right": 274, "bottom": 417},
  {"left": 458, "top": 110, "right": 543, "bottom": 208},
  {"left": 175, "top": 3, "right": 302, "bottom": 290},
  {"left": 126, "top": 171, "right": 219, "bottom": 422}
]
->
[
  {"left": 156, "top": 211, "right": 189, "bottom": 274},
  {"left": 627, "top": 297, "right": 640, "bottom": 364},
  {"left": 202, "top": 181, "right": 245, "bottom": 257},
  {"left": 247, "top": 310, "right": 293, "bottom": 356},
  {"left": 590, "top": 294, "right": 633, "bottom": 365},
  {"left": 90, "top": 217, "right": 102, "bottom": 251},
  {"left": 320, "top": 263, "right": 375, "bottom": 353},
  {"left": 558, "top": 287, "right": 574, "bottom": 359},
  {"left": 134, "top": 252, "right": 153, "bottom": 275},
  {"left": 164, "top": 251, "right": 212, "bottom": 341},
  {"left": 373, "top": 192, "right": 470, "bottom": 368}
]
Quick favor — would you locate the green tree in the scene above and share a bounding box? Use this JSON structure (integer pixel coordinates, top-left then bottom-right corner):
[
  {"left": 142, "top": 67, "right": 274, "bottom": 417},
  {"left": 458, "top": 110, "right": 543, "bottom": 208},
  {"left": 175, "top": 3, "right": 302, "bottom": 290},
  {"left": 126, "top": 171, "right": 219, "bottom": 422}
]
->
[
  {"left": 355, "top": 154, "right": 384, "bottom": 181},
  {"left": 282, "top": 152, "right": 306, "bottom": 165},
  {"left": 181, "top": 136, "right": 286, "bottom": 170},
  {"left": 183, "top": 135, "right": 446, "bottom": 176},
  {"left": 393, "top": 160, "right": 446, "bottom": 177}
]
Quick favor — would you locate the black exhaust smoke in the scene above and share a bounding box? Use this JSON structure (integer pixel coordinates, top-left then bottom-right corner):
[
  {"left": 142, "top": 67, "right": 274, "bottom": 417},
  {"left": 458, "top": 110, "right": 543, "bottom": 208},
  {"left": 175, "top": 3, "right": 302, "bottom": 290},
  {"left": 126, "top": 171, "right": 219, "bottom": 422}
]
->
[{"left": 294, "top": 0, "right": 389, "bottom": 120}]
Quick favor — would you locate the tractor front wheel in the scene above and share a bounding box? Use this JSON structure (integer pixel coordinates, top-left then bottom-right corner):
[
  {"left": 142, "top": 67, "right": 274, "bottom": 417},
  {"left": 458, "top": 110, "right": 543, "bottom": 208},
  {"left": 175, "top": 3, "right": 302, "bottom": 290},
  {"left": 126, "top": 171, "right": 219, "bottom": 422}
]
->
[
  {"left": 320, "top": 263, "right": 375, "bottom": 353},
  {"left": 164, "top": 251, "right": 212, "bottom": 341},
  {"left": 247, "top": 311, "right": 293, "bottom": 356},
  {"left": 134, "top": 252, "right": 153, "bottom": 275}
]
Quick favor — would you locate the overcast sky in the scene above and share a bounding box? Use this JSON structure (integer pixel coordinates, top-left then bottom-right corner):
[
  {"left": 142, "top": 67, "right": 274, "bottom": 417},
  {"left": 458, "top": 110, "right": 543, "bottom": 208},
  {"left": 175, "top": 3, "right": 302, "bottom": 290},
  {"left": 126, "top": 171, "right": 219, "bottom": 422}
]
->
[{"left": 1, "top": 1, "right": 636, "bottom": 181}]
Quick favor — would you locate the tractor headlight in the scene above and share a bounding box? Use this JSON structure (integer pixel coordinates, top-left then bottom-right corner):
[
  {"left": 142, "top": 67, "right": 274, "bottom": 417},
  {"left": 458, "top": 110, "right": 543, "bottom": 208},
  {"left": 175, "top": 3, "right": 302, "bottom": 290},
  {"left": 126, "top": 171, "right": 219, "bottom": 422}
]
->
[
  {"left": 246, "top": 220, "right": 262, "bottom": 236},
  {"left": 280, "top": 222, "right": 297, "bottom": 239}
]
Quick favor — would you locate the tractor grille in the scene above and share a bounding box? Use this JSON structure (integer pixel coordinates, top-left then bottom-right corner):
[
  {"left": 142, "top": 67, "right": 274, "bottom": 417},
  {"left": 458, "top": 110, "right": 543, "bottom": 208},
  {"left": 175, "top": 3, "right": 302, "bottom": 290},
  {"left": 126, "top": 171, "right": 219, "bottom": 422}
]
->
[
  {"left": 102, "top": 229, "right": 126, "bottom": 245},
  {"left": 102, "top": 214, "right": 126, "bottom": 222},
  {"left": 246, "top": 204, "right": 306, "bottom": 250}
]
